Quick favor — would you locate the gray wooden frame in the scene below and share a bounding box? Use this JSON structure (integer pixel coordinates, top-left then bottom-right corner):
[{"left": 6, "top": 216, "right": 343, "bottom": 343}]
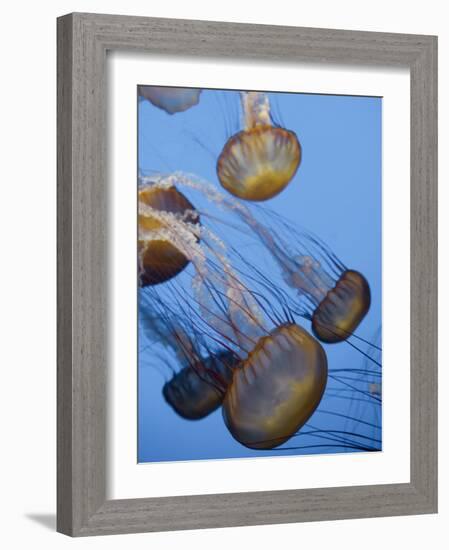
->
[{"left": 57, "top": 12, "right": 438, "bottom": 537}]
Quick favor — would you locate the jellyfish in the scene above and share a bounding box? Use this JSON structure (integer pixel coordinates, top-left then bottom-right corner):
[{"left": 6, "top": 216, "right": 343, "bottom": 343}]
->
[
  {"left": 216, "top": 91, "right": 301, "bottom": 201},
  {"left": 210, "top": 198, "right": 372, "bottom": 345},
  {"left": 138, "top": 182, "right": 199, "bottom": 286},
  {"left": 237, "top": 327, "right": 382, "bottom": 454},
  {"left": 252, "top": 215, "right": 372, "bottom": 345},
  {"left": 139, "top": 176, "right": 268, "bottom": 354},
  {"left": 163, "top": 351, "right": 238, "bottom": 420},
  {"left": 222, "top": 323, "right": 327, "bottom": 450},
  {"left": 139, "top": 86, "right": 202, "bottom": 114},
  {"left": 285, "top": 257, "right": 371, "bottom": 345},
  {"left": 140, "top": 295, "right": 240, "bottom": 419}
]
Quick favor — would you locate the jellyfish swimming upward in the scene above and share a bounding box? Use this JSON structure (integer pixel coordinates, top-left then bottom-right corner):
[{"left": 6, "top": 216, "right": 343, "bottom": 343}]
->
[
  {"left": 139, "top": 86, "right": 202, "bottom": 114},
  {"left": 216, "top": 91, "right": 302, "bottom": 201}
]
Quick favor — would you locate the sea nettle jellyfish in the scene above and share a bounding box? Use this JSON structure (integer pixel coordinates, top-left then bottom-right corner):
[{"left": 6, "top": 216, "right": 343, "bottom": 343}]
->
[
  {"left": 140, "top": 296, "right": 239, "bottom": 420},
  {"left": 252, "top": 215, "right": 372, "bottom": 345},
  {"left": 222, "top": 323, "right": 327, "bottom": 449},
  {"left": 216, "top": 91, "right": 301, "bottom": 201},
  {"left": 139, "top": 86, "right": 202, "bottom": 115},
  {"left": 138, "top": 183, "right": 199, "bottom": 286},
  {"left": 163, "top": 351, "right": 237, "bottom": 420}
]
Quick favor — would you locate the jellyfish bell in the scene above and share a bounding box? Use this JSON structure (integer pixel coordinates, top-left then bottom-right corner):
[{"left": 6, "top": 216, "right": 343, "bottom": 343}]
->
[
  {"left": 140, "top": 292, "right": 239, "bottom": 420},
  {"left": 138, "top": 183, "right": 199, "bottom": 286},
  {"left": 139, "top": 86, "right": 202, "bottom": 115},
  {"left": 222, "top": 323, "right": 328, "bottom": 450},
  {"left": 217, "top": 126, "right": 301, "bottom": 202},
  {"left": 216, "top": 91, "right": 301, "bottom": 202},
  {"left": 270, "top": 246, "right": 372, "bottom": 346},
  {"left": 163, "top": 351, "right": 239, "bottom": 420},
  {"left": 311, "top": 270, "right": 371, "bottom": 344}
]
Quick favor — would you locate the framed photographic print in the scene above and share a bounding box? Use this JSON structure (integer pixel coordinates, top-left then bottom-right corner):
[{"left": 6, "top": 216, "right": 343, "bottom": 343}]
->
[{"left": 57, "top": 12, "right": 438, "bottom": 536}]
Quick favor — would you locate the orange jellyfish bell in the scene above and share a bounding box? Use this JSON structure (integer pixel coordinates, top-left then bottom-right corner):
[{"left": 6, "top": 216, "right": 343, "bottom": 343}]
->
[
  {"left": 139, "top": 86, "right": 201, "bottom": 114},
  {"left": 311, "top": 270, "right": 371, "bottom": 344},
  {"left": 222, "top": 323, "right": 327, "bottom": 450},
  {"left": 163, "top": 351, "right": 238, "bottom": 420},
  {"left": 217, "top": 92, "right": 301, "bottom": 201},
  {"left": 138, "top": 183, "right": 199, "bottom": 286}
]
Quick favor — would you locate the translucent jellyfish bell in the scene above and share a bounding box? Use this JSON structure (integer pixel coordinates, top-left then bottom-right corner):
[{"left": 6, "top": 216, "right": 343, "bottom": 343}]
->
[
  {"left": 222, "top": 323, "right": 328, "bottom": 450},
  {"left": 139, "top": 86, "right": 202, "bottom": 114},
  {"left": 138, "top": 182, "right": 199, "bottom": 286},
  {"left": 280, "top": 249, "right": 371, "bottom": 344},
  {"left": 273, "top": 238, "right": 371, "bottom": 345},
  {"left": 217, "top": 92, "right": 301, "bottom": 201},
  {"left": 162, "top": 351, "right": 238, "bottom": 420},
  {"left": 311, "top": 270, "right": 371, "bottom": 344}
]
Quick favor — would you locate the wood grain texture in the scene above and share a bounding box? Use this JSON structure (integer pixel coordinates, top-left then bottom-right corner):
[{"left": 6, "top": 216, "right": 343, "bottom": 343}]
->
[{"left": 57, "top": 12, "right": 438, "bottom": 536}]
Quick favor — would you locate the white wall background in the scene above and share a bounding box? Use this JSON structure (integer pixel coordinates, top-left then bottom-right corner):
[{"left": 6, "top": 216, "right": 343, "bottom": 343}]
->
[{"left": 0, "top": 1, "right": 445, "bottom": 548}]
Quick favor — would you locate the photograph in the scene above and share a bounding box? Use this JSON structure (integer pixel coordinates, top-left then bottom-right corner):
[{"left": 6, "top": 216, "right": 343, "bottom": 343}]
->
[{"left": 137, "top": 85, "right": 382, "bottom": 463}]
